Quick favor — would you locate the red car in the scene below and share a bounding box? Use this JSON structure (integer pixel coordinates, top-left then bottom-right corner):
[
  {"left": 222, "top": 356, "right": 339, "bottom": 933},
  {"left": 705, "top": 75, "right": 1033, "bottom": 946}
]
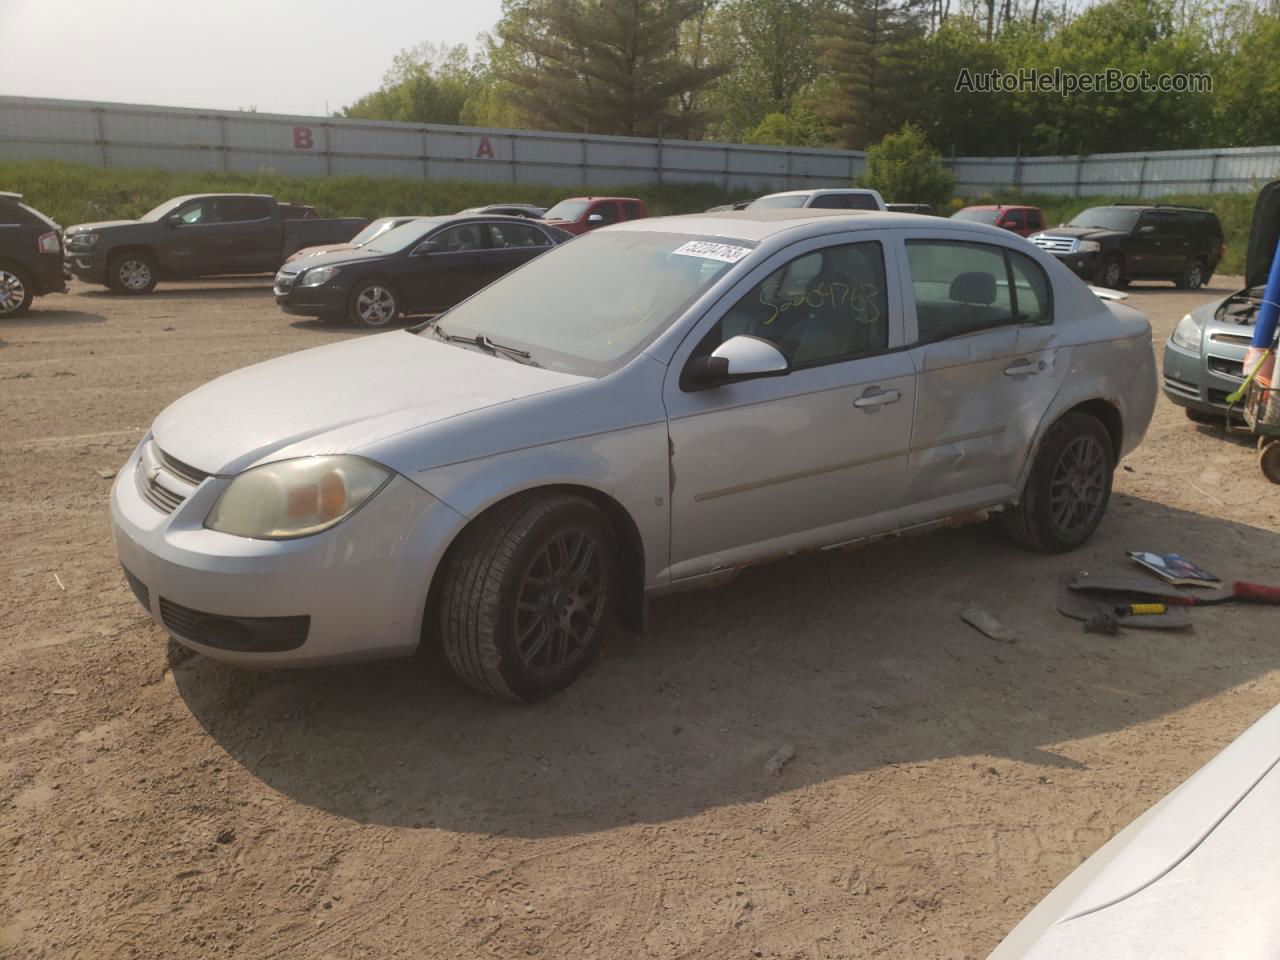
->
[
  {"left": 951, "top": 204, "right": 1045, "bottom": 237},
  {"left": 540, "top": 196, "right": 648, "bottom": 236}
]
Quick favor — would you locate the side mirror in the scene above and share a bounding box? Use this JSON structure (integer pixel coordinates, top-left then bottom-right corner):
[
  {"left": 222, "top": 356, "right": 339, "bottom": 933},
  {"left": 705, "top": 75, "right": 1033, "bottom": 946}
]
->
[
  {"left": 412, "top": 239, "right": 442, "bottom": 256},
  {"left": 586, "top": 213, "right": 604, "bottom": 225},
  {"left": 683, "top": 335, "right": 789, "bottom": 390},
  {"left": 165, "top": 213, "right": 184, "bottom": 228},
  {"left": 1138, "top": 224, "right": 1156, "bottom": 235}
]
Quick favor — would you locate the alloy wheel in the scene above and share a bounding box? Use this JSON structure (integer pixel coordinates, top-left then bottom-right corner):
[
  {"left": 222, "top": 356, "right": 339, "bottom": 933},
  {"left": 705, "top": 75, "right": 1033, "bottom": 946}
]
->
[
  {"left": 119, "top": 259, "right": 152, "bottom": 291},
  {"left": 355, "top": 286, "right": 396, "bottom": 326},
  {"left": 1049, "top": 435, "right": 1108, "bottom": 537},
  {"left": 513, "top": 529, "right": 608, "bottom": 676},
  {"left": 1187, "top": 262, "right": 1203, "bottom": 288},
  {"left": 0, "top": 270, "right": 25, "bottom": 314},
  {"left": 1103, "top": 261, "right": 1121, "bottom": 287}
]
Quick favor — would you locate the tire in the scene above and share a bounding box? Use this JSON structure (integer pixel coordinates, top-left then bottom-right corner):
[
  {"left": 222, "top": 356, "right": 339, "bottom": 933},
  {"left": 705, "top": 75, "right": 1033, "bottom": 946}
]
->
[
  {"left": 348, "top": 281, "right": 400, "bottom": 329},
  {"left": 1094, "top": 255, "right": 1126, "bottom": 290},
  {"left": 1001, "top": 412, "right": 1115, "bottom": 553},
  {"left": 1175, "top": 257, "right": 1207, "bottom": 290},
  {"left": 438, "top": 493, "right": 618, "bottom": 702},
  {"left": 107, "top": 252, "right": 158, "bottom": 294},
  {"left": 1260, "top": 437, "right": 1280, "bottom": 485},
  {"left": 0, "top": 265, "right": 34, "bottom": 317}
]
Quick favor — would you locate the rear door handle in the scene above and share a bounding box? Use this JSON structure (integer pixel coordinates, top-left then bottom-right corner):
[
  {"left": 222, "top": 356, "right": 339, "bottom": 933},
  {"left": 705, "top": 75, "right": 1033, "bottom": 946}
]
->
[
  {"left": 853, "top": 386, "right": 902, "bottom": 410},
  {"left": 1004, "top": 359, "right": 1047, "bottom": 378}
]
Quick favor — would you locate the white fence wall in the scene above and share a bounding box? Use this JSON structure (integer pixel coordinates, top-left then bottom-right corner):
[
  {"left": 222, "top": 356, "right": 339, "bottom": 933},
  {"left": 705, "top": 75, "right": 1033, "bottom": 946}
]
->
[{"left": 3, "top": 96, "right": 1280, "bottom": 198}]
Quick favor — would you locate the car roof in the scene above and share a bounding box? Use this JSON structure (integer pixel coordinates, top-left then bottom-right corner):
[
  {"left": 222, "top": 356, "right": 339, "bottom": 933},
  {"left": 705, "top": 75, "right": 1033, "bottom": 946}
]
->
[
  {"left": 554, "top": 196, "right": 644, "bottom": 203},
  {"left": 169, "top": 193, "right": 275, "bottom": 202},
  {"left": 962, "top": 204, "right": 1035, "bottom": 211},
  {"left": 763, "top": 188, "right": 879, "bottom": 197},
  {"left": 610, "top": 208, "right": 993, "bottom": 242}
]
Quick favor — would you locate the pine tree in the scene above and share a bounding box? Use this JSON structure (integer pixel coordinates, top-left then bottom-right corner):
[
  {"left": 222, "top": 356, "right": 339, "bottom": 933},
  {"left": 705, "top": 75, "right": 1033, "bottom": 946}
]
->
[{"left": 495, "top": 0, "right": 727, "bottom": 136}]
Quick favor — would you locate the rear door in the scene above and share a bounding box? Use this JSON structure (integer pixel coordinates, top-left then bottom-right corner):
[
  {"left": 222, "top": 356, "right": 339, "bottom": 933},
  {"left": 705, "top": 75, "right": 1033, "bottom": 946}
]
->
[
  {"left": 900, "top": 236, "right": 1065, "bottom": 519},
  {"left": 219, "top": 196, "right": 279, "bottom": 273}
]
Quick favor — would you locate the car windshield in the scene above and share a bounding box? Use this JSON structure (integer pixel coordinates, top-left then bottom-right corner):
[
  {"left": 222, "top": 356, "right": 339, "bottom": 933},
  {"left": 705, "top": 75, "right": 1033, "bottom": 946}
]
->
[
  {"left": 952, "top": 209, "right": 1000, "bottom": 224},
  {"left": 1068, "top": 207, "right": 1141, "bottom": 231},
  {"left": 419, "top": 231, "right": 753, "bottom": 376},
  {"left": 351, "top": 218, "right": 404, "bottom": 246},
  {"left": 361, "top": 218, "right": 447, "bottom": 254},
  {"left": 140, "top": 198, "right": 185, "bottom": 221},
  {"left": 543, "top": 199, "right": 590, "bottom": 221},
  {"left": 748, "top": 194, "right": 808, "bottom": 209}
]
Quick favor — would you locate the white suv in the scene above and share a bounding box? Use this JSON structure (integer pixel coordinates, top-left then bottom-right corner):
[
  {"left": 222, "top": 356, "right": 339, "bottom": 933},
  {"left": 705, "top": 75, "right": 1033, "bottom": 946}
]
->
[{"left": 748, "top": 188, "right": 887, "bottom": 212}]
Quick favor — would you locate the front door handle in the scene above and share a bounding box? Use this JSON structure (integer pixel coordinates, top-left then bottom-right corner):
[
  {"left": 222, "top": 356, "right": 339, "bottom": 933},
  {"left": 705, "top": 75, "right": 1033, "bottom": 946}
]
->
[
  {"left": 853, "top": 386, "right": 902, "bottom": 411},
  {"left": 1004, "top": 358, "right": 1047, "bottom": 378}
]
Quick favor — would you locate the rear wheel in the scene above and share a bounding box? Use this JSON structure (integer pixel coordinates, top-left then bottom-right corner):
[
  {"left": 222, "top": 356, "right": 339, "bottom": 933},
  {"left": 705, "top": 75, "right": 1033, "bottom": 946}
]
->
[
  {"left": 1176, "top": 257, "right": 1207, "bottom": 290},
  {"left": 438, "top": 493, "right": 618, "bottom": 702},
  {"left": 108, "top": 252, "right": 158, "bottom": 294},
  {"left": 1260, "top": 437, "right": 1280, "bottom": 485},
  {"left": 348, "top": 281, "right": 400, "bottom": 329},
  {"left": 0, "top": 266, "right": 33, "bottom": 317},
  {"left": 1001, "top": 412, "right": 1114, "bottom": 553}
]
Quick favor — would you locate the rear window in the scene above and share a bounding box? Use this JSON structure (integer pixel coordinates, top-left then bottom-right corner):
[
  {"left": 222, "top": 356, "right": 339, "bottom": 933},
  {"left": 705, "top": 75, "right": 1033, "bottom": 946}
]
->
[
  {"left": 748, "top": 194, "right": 809, "bottom": 209},
  {"left": 0, "top": 198, "right": 52, "bottom": 227},
  {"left": 221, "top": 197, "right": 273, "bottom": 222},
  {"left": 810, "top": 193, "right": 879, "bottom": 211}
]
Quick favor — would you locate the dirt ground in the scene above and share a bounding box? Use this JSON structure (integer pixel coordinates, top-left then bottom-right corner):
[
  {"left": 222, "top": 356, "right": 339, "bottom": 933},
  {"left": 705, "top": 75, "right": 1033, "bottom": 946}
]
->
[{"left": 2, "top": 274, "right": 1278, "bottom": 960}]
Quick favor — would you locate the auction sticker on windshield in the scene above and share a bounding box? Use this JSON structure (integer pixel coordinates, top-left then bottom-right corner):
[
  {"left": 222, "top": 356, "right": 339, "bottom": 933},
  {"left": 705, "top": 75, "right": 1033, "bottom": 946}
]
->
[{"left": 672, "top": 241, "right": 752, "bottom": 263}]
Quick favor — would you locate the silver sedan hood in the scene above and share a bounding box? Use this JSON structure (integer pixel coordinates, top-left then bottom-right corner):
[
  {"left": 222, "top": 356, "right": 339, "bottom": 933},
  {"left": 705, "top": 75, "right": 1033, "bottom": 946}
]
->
[{"left": 151, "top": 331, "right": 586, "bottom": 475}]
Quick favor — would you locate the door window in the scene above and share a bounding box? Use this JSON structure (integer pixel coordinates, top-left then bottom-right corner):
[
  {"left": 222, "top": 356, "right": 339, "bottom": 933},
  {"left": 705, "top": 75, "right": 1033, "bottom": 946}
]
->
[
  {"left": 1004, "top": 210, "right": 1026, "bottom": 230},
  {"left": 907, "top": 241, "right": 1052, "bottom": 341},
  {"left": 175, "top": 199, "right": 220, "bottom": 224},
  {"left": 691, "top": 242, "right": 889, "bottom": 369},
  {"left": 487, "top": 223, "right": 550, "bottom": 248},
  {"left": 432, "top": 224, "right": 486, "bottom": 252},
  {"left": 591, "top": 202, "right": 620, "bottom": 225},
  {"left": 622, "top": 201, "right": 645, "bottom": 220},
  {"left": 1027, "top": 209, "right": 1044, "bottom": 230},
  {"left": 220, "top": 197, "right": 273, "bottom": 222}
]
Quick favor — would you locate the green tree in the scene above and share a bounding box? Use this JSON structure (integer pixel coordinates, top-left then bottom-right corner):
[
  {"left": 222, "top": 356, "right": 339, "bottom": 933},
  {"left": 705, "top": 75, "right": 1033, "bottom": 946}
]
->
[
  {"left": 1211, "top": 6, "right": 1280, "bottom": 146},
  {"left": 861, "top": 123, "right": 955, "bottom": 206},
  {"left": 816, "top": 0, "right": 930, "bottom": 148},
  {"left": 745, "top": 109, "right": 828, "bottom": 145},
  {"left": 342, "top": 43, "right": 483, "bottom": 124},
  {"left": 493, "top": 0, "right": 727, "bottom": 136}
]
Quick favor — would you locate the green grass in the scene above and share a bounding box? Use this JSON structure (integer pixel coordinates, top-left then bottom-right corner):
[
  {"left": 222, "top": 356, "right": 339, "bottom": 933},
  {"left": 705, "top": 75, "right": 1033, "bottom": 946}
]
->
[{"left": 2, "top": 160, "right": 1256, "bottom": 275}]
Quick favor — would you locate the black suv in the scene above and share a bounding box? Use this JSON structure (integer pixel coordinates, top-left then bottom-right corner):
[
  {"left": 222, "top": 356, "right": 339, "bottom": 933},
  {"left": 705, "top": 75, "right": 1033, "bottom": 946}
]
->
[
  {"left": 1030, "top": 204, "right": 1223, "bottom": 290},
  {"left": 0, "top": 192, "right": 65, "bottom": 317}
]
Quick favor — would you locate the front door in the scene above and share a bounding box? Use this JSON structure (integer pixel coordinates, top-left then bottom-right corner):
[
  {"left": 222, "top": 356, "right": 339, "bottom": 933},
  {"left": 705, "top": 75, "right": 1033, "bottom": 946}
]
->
[
  {"left": 899, "top": 237, "right": 1066, "bottom": 520},
  {"left": 664, "top": 234, "right": 916, "bottom": 581},
  {"left": 162, "top": 197, "right": 238, "bottom": 276},
  {"left": 401, "top": 223, "right": 493, "bottom": 313},
  {"left": 1128, "top": 211, "right": 1180, "bottom": 277}
]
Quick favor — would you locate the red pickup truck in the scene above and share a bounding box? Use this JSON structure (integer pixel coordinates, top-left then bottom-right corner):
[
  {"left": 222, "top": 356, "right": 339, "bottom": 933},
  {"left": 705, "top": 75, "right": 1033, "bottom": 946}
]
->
[{"left": 540, "top": 196, "right": 649, "bottom": 236}]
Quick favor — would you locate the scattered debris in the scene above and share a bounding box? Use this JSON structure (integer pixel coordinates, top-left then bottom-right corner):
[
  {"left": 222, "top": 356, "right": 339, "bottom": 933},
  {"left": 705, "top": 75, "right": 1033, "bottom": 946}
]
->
[
  {"left": 961, "top": 606, "right": 1017, "bottom": 643},
  {"left": 50, "top": 688, "right": 78, "bottom": 697},
  {"left": 215, "top": 828, "right": 236, "bottom": 845},
  {"left": 95, "top": 469, "right": 116, "bottom": 480},
  {"left": 53, "top": 573, "right": 65, "bottom": 591},
  {"left": 764, "top": 742, "right": 796, "bottom": 777}
]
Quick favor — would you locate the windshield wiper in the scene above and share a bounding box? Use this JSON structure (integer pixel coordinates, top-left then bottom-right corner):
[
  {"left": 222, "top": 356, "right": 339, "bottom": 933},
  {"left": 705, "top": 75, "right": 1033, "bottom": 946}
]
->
[{"left": 432, "top": 325, "right": 538, "bottom": 364}]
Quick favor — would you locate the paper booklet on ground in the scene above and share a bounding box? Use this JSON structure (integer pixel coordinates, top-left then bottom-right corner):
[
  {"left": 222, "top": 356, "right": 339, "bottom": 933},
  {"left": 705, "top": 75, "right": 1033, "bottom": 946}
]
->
[{"left": 1127, "top": 551, "right": 1222, "bottom": 587}]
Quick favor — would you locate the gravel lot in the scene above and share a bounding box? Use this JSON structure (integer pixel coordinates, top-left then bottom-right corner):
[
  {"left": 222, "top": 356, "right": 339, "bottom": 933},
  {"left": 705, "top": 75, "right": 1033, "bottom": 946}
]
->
[{"left": 3, "top": 275, "right": 1278, "bottom": 959}]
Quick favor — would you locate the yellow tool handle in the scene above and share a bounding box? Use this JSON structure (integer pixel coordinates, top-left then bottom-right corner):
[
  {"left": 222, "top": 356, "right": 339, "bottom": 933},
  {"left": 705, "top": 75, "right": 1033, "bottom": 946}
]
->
[{"left": 1123, "top": 603, "right": 1167, "bottom": 616}]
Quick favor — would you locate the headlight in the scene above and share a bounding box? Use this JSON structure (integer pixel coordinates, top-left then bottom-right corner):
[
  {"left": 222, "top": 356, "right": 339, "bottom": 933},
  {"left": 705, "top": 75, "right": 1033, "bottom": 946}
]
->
[
  {"left": 298, "top": 265, "right": 338, "bottom": 287},
  {"left": 205, "top": 456, "right": 391, "bottom": 539},
  {"left": 68, "top": 232, "right": 99, "bottom": 248},
  {"left": 1171, "top": 313, "right": 1203, "bottom": 351},
  {"left": 1077, "top": 240, "right": 1101, "bottom": 253}
]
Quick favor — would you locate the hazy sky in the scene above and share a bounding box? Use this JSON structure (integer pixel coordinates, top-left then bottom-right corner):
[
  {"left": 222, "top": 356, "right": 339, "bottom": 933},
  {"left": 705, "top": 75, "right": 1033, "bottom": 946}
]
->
[{"left": 0, "top": 0, "right": 505, "bottom": 117}]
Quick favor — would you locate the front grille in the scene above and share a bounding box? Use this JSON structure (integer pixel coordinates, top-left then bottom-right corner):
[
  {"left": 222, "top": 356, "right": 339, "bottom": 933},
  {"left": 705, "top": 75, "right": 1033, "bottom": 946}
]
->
[
  {"left": 159, "top": 598, "right": 310, "bottom": 652},
  {"left": 137, "top": 466, "right": 185, "bottom": 513},
  {"left": 1210, "top": 332, "right": 1252, "bottom": 348},
  {"left": 1031, "top": 235, "right": 1077, "bottom": 255},
  {"left": 156, "top": 448, "right": 209, "bottom": 486},
  {"left": 122, "top": 566, "right": 150, "bottom": 612},
  {"left": 1207, "top": 356, "right": 1245, "bottom": 379},
  {"left": 1163, "top": 375, "right": 1198, "bottom": 399}
]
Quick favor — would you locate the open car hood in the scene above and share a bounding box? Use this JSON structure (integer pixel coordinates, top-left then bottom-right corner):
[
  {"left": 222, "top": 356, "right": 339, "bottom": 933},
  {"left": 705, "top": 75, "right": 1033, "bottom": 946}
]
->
[{"left": 1246, "top": 179, "right": 1280, "bottom": 288}]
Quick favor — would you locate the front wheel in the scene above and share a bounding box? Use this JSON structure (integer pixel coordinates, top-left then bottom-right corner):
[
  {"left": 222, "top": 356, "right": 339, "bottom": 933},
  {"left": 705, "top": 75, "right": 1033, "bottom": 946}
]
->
[
  {"left": 438, "top": 493, "right": 618, "bottom": 702},
  {"left": 1001, "top": 412, "right": 1115, "bottom": 552},
  {"left": 1094, "top": 255, "right": 1126, "bottom": 290},
  {"left": 0, "top": 266, "right": 34, "bottom": 317},
  {"left": 107, "top": 252, "right": 158, "bottom": 294},
  {"left": 348, "top": 281, "right": 400, "bottom": 329}
]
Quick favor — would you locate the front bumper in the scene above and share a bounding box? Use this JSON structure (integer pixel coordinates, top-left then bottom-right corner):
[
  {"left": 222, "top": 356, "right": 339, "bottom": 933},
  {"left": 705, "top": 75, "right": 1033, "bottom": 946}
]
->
[
  {"left": 1048, "top": 250, "right": 1102, "bottom": 279},
  {"left": 273, "top": 278, "right": 345, "bottom": 319},
  {"left": 110, "top": 438, "right": 466, "bottom": 667},
  {"left": 64, "top": 249, "right": 107, "bottom": 284},
  {"left": 1162, "top": 336, "right": 1248, "bottom": 414}
]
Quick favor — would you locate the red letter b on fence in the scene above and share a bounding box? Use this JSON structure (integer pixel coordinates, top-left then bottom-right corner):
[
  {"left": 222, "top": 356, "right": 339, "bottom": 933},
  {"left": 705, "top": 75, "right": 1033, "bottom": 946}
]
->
[{"left": 293, "top": 126, "right": 314, "bottom": 150}]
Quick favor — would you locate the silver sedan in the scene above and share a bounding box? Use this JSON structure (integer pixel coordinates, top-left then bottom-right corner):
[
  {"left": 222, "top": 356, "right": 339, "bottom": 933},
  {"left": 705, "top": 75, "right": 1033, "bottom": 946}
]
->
[{"left": 111, "top": 210, "right": 1157, "bottom": 701}]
